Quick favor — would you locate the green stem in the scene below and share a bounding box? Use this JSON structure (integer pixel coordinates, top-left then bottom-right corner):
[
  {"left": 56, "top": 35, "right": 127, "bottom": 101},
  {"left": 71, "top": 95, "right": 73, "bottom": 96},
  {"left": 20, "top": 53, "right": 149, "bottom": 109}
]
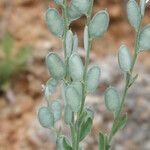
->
[{"left": 108, "top": 18, "right": 142, "bottom": 144}]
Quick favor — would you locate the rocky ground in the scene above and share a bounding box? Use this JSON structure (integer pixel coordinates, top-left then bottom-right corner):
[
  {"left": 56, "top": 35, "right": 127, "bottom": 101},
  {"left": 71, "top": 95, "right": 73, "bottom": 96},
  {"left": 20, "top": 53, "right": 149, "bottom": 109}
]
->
[{"left": 0, "top": 0, "right": 150, "bottom": 150}]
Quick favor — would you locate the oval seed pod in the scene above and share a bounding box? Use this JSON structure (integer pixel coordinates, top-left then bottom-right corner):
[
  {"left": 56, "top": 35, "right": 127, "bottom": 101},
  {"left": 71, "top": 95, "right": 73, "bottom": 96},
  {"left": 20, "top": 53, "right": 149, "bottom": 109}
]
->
[
  {"left": 73, "top": 34, "right": 78, "bottom": 52},
  {"left": 46, "top": 78, "right": 58, "bottom": 94},
  {"left": 105, "top": 87, "right": 120, "bottom": 113},
  {"left": 46, "top": 52, "right": 65, "bottom": 80},
  {"left": 139, "top": 24, "right": 150, "bottom": 51},
  {"left": 84, "top": 26, "right": 89, "bottom": 53},
  {"left": 51, "top": 100, "right": 62, "bottom": 122},
  {"left": 71, "top": 81, "right": 82, "bottom": 97},
  {"left": 45, "top": 8, "right": 64, "bottom": 37},
  {"left": 89, "top": 10, "right": 109, "bottom": 38},
  {"left": 68, "top": 4, "right": 82, "bottom": 22},
  {"left": 72, "top": 0, "right": 91, "bottom": 15},
  {"left": 69, "top": 53, "right": 84, "bottom": 81},
  {"left": 66, "top": 30, "right": 73, "bottom": 57},
  {"left": 118, "top": 44, "right": 132, "bottom": 72},
  {"left": 127, "top": 0, "right": 141, "bottom": 31},
  {"left": 64, "top": 105, "right": 72, "bottom": 124},
  {"left": 87, "top": 66, "right": 101, "bottom": 92},
  {"left": 38, "top": 107, "right": 54, "bottom": 128},
  {"left": 54, "top": 0, "right": 63, "bottom": 5},
  {"left": 65, "top": 86, "right": 81, "bottom": 112}
]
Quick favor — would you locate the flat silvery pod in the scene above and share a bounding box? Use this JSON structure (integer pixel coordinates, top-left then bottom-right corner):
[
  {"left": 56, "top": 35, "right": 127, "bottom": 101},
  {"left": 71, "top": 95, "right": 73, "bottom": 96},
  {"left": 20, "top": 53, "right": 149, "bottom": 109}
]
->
[
  {"left": 69, "top": 53, "right": 84, "bottom": 81},
  {"left": 89, "top": 10, "right": 109, "bottom": 38},
  {"left": 68, "top": 4, "right": 82, "bottom": 22},
  {"left": 73, "top": 34, "right": 78, "bottom": 52},
  {"left": 127, "top": 0, "right": 141, "bottom": 31},
  {"left": 51, "top": 100, "right": 62, "bottom": 122},
  {"left": 46, "top": 52, "right": 65, "bottom": 80},
  {"left": 72, "top": 0, "right": 91, "bottom": 15},
  {"left": 71, "top": 81, "right": 82, "bottom": 97},
  {"left": 64, "top": 105, "right": 72, "bottom": 124},
  {"left": 54, "top": 0, "right": 63, "bottom": 5},
  {"left": 38, "top": 107, "right": 54, "bottom": 128},
  {"left": 84, "top": 26, "right": 89, "bottom": 53},
  {"left": 105, "top": 87, "right": 120, "bottom": 113},
  {"left": 118, "top": 44, "right": 131, "bottom": 72},
  {"left": 46, "top": 78, "right": 58, "bottom": 94},
  {"left": 140, "top": 0, "right": 147, "bottom": 16},
  {"left": 87, "top": 66, "right": 100, "bottom": 92},
  {"left": 65, "top": 86, "right": 81, "bottom": 112},
  {"left": 66, "top": 30, "right": 73, "bottom": 57},
  {"left": 44, "top": 85, "right": 51, "bottom": 101},
  {"left": 139, "top": 24, "right": 150, "bottom": 51},
  {"left": 45, "top": 8, "right": 64, "bottom": 37}
]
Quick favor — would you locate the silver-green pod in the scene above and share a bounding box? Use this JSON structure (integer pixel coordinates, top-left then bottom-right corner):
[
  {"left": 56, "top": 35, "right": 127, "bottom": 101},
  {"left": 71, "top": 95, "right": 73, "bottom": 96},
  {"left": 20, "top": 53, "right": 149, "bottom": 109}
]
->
[
  {"left": 87, "top": 66, "right": 101, "bottom": 92},
  {"left": 69, "top": 53, "right": 84, "bottom": 81},
  {"left": 89, "top": 10, "right": 109, "bottom": 38},
  {"left": 45, "top": 8, "right": 64, "bottom": 37},
  {"left": 46, "top": 52, "right": 65, "bottom": 80}
]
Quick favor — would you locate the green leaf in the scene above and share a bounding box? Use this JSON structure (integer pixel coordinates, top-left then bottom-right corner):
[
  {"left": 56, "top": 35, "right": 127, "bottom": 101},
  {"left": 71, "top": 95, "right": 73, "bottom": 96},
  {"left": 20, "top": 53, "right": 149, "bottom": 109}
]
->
[
  {"left": 54, "top": 0, "right": 63, "bottom": 5},
  {"left": 1, "top": 33, "right": 13, "bottom": 56},
  {"left": 118, "top": 44, "right": 132, "bottom": 72},
  {"left": 112, "top": 113, "right": 128, "bottom": 136},
  {"left": 65, "top": 85, "right": 81, "bottom": 112},
  {"left": 64, "top": 105, "right": 73, "bottom": 125},
  {"left": 127, "top": 0, "right": 141, "bottom": 31},
  {"left": 139, "top": 24, "right": 150, "bottom": 51},
  {"left": 89, "top": 10, "right": 109, "bottom": 38},
  {"left": 84, "top": 26, "right": 89, "bottom": 53},
  {"left": 38, "top": 107, "right": 54, "bottom": 129},
  {"left": 105, "top": 86, "right": 120, "bottom": 113},
  {"left": 51, "top": 100, "right": 62, "bottom": 122},
  {"left": 72, "top": 0, "right": 91, "bottom": 15},
  {"left": 15, "top": 45, "right": 31, "bottom": 65},
  {"left": 66, "top": 30, "right": 73, "bottom": 57},
  {"left": 56, "top": 136, "right": 72, "bottom": 150},
  {"left": 68, "top": 4, "right": 82, "bottom": 22},
  {"left": 45, "top": 8, "right": 64, "bottom": 37},
  {"left": 86, "top": 65, "right": 101, "bottom": 93},
  {"left": 79, "top": 117, "right": 93, "bottom": 141},
  {"left": 69, "top": 53, "right": 84, "bottom": 81},
  {"left": 99, "top": 132, "right": 107, "bottom": 150},
  {"left": 46, "top": 52, "right": 65, "bottom": 80}
]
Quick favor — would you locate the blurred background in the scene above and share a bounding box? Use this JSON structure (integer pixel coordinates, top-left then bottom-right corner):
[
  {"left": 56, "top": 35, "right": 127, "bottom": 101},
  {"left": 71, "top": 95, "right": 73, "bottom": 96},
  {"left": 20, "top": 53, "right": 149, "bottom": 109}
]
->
[{"left": 0, "top": 0, "right": 150, "bottom": 150}]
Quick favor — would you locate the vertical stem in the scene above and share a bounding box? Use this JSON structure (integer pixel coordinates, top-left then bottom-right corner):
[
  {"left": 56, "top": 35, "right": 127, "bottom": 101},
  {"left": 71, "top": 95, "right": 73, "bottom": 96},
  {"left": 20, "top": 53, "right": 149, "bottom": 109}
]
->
[{"left": 108, "top": 17, "right": 143, "bottom": 145}]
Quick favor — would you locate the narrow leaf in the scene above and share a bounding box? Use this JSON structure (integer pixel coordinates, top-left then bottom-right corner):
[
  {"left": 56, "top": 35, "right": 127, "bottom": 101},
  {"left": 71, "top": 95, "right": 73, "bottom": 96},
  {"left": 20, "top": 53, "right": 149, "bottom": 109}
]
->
[
  {"left": 105, "top": 86, "right": 120, "bottom": 113},
  {"left": 79, "top": 117, "right": 93, "bottom": 141},
  {"left": 69, "top": 53, "right": 84, "bottom": 81},
  {"left": 118, "top": 44, "right": 132, "bottom": 72},
  {"left": 46, "top": 52, "right": 65, "bottom": 80},
  {"left": 140, "top": 0, "right": 146, "bottom": 16},
  {"left": 45, "top": 8, "right": 64, "bottom": 37},
  {"left": 99, "top": 132, "right": 107, "bottom": 150},
  {"left": 38, "top": 107, "right": 54, "bottom": 128},
  {"left": 127, "top": 0, "right": 141, "bottom": 31},
  {"left": 89, "top": 10, "right": 109, "bottom": 38},
  {"left": 87, "top": 65, "right": 101, "bottom": 92},
  {"left": 139, "top": 24, "right": 150, "bottom": 51}
]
